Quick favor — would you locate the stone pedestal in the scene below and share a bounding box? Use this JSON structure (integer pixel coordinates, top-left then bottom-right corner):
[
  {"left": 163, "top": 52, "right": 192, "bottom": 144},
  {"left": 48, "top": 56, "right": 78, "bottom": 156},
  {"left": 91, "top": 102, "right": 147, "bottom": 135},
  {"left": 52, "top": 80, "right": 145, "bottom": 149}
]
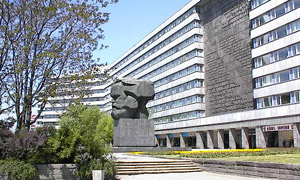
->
[{"left": 113, "top": 118, "right": 155, "bottom": 147}]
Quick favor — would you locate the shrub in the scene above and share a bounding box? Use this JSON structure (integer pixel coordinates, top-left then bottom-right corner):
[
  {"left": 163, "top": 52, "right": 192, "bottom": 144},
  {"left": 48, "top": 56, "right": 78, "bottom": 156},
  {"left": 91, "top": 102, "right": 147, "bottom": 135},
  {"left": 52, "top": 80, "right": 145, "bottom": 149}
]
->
[
  {"left": 0, "top": 159, "right": 38, "bottom": 180},
  {"left": 0, "top": 127, "right": 48, "bottom": 160},
  {"left": 47, "top": 103, "right": 116, "bottom": 179}
]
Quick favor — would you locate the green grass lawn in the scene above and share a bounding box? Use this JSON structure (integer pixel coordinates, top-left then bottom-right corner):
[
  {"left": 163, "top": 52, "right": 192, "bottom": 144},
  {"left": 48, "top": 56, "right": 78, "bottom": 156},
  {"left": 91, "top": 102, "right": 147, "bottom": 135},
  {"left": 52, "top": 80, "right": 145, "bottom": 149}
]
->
[
  {"left": 143, "top": 148, "right": 300, "bottom": 164},
  {"left": 218, "top": 153, "right": 300, "bottom": 164}
]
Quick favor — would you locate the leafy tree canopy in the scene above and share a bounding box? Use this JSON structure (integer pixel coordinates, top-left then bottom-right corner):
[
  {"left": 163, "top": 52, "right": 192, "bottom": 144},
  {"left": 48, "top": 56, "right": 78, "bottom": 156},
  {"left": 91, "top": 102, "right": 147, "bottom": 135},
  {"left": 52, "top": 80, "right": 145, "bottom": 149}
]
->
[
  {"left": 47, "top": 103, "right": 114, "bottom": 162},
  {"left": 0, "top": 0, "right": 117, "bottom": 130},
  {"left": 46, "top": 103, "right": 115, "bottom": 178}
]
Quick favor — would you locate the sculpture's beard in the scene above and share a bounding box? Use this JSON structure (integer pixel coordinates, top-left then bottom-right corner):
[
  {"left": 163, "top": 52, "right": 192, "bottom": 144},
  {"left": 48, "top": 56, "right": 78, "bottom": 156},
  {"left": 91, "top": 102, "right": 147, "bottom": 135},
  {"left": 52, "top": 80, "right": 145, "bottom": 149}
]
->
[
  {"left": 111, "top": 106, "right": 137, "bottom": 119},
  {"left": 111, "top": 96, "right": 139, "bottom": 119}
]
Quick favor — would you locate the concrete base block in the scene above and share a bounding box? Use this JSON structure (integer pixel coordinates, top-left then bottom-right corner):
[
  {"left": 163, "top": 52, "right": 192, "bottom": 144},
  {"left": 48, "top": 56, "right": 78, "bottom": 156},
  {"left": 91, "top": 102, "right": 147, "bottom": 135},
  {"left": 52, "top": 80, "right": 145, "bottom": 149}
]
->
[
  {"left": 92, "top": 170, "right": 104, "bottom": 180},
  {"left": 113, "top": 118, "right": 155, "bottom": 147}
]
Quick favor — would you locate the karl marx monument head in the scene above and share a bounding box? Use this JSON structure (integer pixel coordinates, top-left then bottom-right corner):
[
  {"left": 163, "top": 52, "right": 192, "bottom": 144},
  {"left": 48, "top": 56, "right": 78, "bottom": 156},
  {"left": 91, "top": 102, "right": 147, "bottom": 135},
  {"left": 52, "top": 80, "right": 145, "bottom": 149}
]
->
[{"left": 110, "top": 78, "right": 155, "bottom": 120}]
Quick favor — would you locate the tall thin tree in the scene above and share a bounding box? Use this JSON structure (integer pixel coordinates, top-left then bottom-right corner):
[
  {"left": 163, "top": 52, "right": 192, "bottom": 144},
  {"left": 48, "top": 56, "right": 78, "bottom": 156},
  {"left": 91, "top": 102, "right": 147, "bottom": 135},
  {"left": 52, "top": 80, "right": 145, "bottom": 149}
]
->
[{"left": 0, "top": 0, "right": 117, "bottom": 130}]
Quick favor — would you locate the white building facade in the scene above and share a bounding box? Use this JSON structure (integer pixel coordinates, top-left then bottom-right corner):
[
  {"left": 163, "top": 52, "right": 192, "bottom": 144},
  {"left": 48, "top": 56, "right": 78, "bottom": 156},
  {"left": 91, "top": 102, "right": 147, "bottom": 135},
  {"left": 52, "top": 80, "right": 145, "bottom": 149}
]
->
[{"left": 37, "top": 0, "right": 300, "bottom": 149}]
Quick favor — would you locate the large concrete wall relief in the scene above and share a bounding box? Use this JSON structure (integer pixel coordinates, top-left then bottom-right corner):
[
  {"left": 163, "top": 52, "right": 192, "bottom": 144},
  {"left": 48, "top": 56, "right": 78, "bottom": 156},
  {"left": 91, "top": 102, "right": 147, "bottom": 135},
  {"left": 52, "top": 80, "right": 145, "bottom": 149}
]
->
[{"left": 199, "top": 0, "right": 253, "bottom": 116}]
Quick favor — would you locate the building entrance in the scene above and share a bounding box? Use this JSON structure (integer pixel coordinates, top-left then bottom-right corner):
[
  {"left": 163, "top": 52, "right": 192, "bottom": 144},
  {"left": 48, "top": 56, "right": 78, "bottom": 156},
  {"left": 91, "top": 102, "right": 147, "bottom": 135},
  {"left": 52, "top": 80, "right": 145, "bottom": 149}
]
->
[
  {"left": 263, "top": 124, "right": 294, "bottom": 148},
  {"left": 266, "top": 131, "right": 279, "bottom": 147}
]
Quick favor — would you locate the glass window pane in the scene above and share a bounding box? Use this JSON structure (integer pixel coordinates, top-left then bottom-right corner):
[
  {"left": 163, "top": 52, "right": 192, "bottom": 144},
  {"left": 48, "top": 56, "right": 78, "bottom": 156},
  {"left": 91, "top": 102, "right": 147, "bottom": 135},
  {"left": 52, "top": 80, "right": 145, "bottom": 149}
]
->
[
  {"left": 264, "top": 97, "right": 271, "bottom": 107},
  {"left": 278, "top": 48, "right": 288, "bottom": 60},
  {"left": 296, "top": 92, "right": 300, "bottom": 102},
  {"left": 262, "top": 54, "right": 271, "bottom": 65},
  {"left": 281, "top": 93, "right": 291, "bottom": 104},
  {"left": 295, "top": 0, "right": 300, "bottom": 9},
  {"left": 280, "top": 70, "right": 290, "bottom": 82},
  {"left": 296, "top": 20, "right": 300, "bottom": 31},
  {"left": 277, "top": 26, "right": 287, "bottom": 39},
  {"left": 268, "top": 10, "right": 276, "bottom": 20},
  {"left": 276, "top": 5, "right": 285, "bottom": 17},
  {"left": 262, "top": 14, "right": 269, "bottom": 24},
  {"left": 263, "top": 75, "right": 272, "bottom": 86},
  {"left": 297, "top": 43, "right": 300, "bottom": 54}
]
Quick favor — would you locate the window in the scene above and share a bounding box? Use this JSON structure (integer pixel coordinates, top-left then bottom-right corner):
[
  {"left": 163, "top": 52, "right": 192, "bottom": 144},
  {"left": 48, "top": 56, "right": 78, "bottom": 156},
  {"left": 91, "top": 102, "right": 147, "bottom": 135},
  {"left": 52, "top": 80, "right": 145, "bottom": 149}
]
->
[
  {"left": 277, "top": 26, "right": 287, "bottom": 39},
  {"left": 252, "top": 19, "right": 300, "bottom": 48},
  {"left": 276, "top": 5, "right": 285, "bottom": 17},
  {"left": 251, "top": 0, "right": 269, "bottom": 9},
  {"left": 295, "top": 91, "right": 300, "bottom": 102},
  {"left": 288, "top": 46, "right": 296, "bottom": 57},
  {"left": 279, "top": 70, "right": 290, "bottom": 82},
  {"left": 295, "top": 0, "right": 300, "bottom": 9},
  {"left": 263, "top": 75, "right": 272, "bottom": 86},
  {"left": 268, "top": 31, "right": 276, "bottom": 42},
  {"left": 281, "top": 93, "right": 291, "bottom": 104},
  {"left": 285, "top": 1, "right": 293, "bottom": 12},
  {"left": 264, "top": 97, "right": 271, "bottom": 107},
  {"left": 268, "top": 9, "right": 276, "bottom": 21}
]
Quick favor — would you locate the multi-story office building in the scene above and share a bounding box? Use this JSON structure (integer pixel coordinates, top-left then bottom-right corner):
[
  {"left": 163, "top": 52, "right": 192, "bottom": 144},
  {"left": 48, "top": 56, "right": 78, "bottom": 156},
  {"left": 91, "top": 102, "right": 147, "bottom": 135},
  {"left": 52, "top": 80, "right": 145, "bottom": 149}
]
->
[
  {"left": 35, "top": 65, "right": 112, "bottom": 129},
  {"left": 37, "top": 0, "right": 300, "bottom": 149}
]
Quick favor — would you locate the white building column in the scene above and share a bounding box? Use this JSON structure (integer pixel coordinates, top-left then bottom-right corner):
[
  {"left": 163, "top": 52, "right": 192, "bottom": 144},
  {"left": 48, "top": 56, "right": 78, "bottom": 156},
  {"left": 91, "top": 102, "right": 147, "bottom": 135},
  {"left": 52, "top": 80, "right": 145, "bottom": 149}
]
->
[
  {"left": 241, "top": 128, "right": 250, "bottom": 149},
  {"left": 180, "top": 134, "right": 186, "bottom": 148},
  {"left": 155, "top": 136, "right": 160, "bottom": 147},
  {"left": 256, "top": 126, "right": 266, "bottom": 148},
  {"left": 229, "top": 128, "right": 237, "bottom": 149},
  {"left": 196, "top": 132, "right": 204, "bottom": 149},
  {"left": 217, "top": 129, "right": 224, "bottom": 149},
  {"left": 207, "top": 130, "right": 214, "bottom": 149},
  {"left": 293, "top": 123, "right": 300, "bottom": 148},
  {"left": 166, "top": 135, "right": 172, "bottom": 148}
]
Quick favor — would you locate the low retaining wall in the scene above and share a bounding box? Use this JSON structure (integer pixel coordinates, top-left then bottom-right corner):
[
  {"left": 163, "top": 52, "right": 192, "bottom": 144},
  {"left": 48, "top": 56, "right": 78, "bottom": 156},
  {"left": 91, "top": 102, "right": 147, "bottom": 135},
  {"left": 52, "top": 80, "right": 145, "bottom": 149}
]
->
[
  {"left": 35, "top": 164, "right": 79, "bottom": 180},
  {"left": 192, "top": 159, "right": 300, "bottom": 180}
]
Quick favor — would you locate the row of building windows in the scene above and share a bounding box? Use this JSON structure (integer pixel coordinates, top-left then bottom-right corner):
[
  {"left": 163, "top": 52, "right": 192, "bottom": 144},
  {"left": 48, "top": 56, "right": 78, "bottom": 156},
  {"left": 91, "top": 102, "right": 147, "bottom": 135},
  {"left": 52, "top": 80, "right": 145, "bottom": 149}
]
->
[
  {"left": 45, "top": 103, "right": 108, "bottom": 112},
  {"left": 43, "top": 115, "right": 59, "bottom": 119},
  {"left": 111, "top": 7, "right": 198, "bottom": 71},
  {"left": 154, "top": 79, "right": 204, "bottom": 100},
  {"left": 140, "top": 49, "right": 203, "bottom": 79},
  {"left": 251, "top": 0, "right": 300, "bottom": 29},
  {"left": 45, "top": 107, "right": 66, "bottom": 112},
  {"left": 56, "top": 88, "right": 108, "bottom": 97},
  {"left": 127, "top": 49, "right": 202, "bottom": 78},
  {"left": 150, "top": 95, "right": 204, "bottom": 113},
  {"left": 253, "top": 19, "right": 300, "bottom": 48},
  {"left": 154, "top": 64, "right": 203, "bottom": 88},
  {"left": 49, "top": 96, "right": 105, "bottom": 104},
  {"left": 90, "top": 89, "right": 108, "bottom": 94},
  {"left": 255, "top": 66, "right": 300, "bottom": 88},
  {"left": 250, "top": 0, "right": 269, "bottom": 10},
  {"left": 94, "top": 81, "right": 108, "bottom": 86},
  {"left": 154, "top": 110, "right": 204, "bottom": 124},
  {"left": 115, "top": 22, "right": 202, "bottom": 78},
  {"left": 36, "top": 121, "right": 59, "bottom": 126},
  {"left": 254, "top": 42, "right": 300, "bottom": 68},
  {"left": 125, "top": 35, "right": 202, "bottom": 80},
  {"left": 256, "top": 90, "right": 300, "bottom": 109}
]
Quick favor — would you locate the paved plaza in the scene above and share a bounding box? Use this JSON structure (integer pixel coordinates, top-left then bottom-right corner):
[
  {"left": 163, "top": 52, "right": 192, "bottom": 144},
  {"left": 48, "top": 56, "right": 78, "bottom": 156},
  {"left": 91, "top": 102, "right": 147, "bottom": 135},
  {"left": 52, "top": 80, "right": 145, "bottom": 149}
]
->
[
  {"left": 114, "top": 153, "right": 270, "bottom": 180},
  {"left": 117, "top": 172, "right": 270, "bottom": 180}
]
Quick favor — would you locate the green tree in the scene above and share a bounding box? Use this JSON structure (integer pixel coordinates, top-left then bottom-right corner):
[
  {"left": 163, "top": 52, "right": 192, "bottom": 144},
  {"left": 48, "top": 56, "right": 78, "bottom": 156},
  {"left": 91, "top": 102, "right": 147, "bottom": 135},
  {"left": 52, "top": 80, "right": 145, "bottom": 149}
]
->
[
  {"left": 47, "top": 103, "right": 115, "bottom": 178},
  {"left": 0, "top": 0, "right": 117, "bottom": 130}
]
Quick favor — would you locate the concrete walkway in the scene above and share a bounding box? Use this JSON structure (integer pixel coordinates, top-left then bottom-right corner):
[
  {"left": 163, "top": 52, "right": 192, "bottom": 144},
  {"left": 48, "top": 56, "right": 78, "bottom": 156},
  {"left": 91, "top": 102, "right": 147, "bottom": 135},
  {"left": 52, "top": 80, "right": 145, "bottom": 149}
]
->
[{"left": 114, "top": 153, "right": 270, "bottom": 180}]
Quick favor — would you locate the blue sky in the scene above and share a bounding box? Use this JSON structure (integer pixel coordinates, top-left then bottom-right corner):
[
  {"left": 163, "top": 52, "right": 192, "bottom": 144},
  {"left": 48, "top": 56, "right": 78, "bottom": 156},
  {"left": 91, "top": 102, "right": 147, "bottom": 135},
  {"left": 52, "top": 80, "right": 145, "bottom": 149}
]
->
[{"left": 94, "top": 0, "right": 191, "bottom": 64}]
